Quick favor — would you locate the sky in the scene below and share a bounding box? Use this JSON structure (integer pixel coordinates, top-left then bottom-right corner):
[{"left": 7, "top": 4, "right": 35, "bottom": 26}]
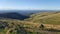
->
[{"left": 0, "top": 0, "right": 60, "bottom": 10}]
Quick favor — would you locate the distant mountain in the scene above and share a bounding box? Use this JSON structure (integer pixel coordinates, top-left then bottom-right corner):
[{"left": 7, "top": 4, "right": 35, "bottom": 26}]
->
[
  {"left": 0, "top": 10, "right": 59, "bottom": 20},
  {"left": 0, "top": 12, "right": 29, "bottom": 20},
  {"left": 0, "top": 10, "right": 58, "bottom": 16}
]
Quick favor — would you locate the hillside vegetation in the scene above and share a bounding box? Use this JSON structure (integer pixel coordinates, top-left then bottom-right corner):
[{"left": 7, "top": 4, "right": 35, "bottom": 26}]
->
[
  {"left": 0, "top": 18, "right": 42, "bottom": 34},
  {"left": 24, "top": 11, "right": 60, "bottom": 34},
  {"left": 26, "top": 12, "right": 60, "bottom": 25},
  {"left": 0, "top": 11, "right": 60, "bottom": 34}
]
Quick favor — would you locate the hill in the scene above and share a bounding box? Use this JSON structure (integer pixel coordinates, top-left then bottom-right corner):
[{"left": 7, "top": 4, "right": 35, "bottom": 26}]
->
[
  {"left": 1, "top": 18, "right": 60, "bottom": 34},
  {"left": 0, "top": 11, "right": 60, "bottom": 34},
  {"left": 26, "top": 11, "right": 60, "bottom": 25},
  {"left": 24, "top": 11, "right": 60, "bottom": 34},
  {"left": 0, "top": 12, "right": 29, "bottom": 20},
  {"left": 0, "top": 18, "right": 47, "bottom": 34}
]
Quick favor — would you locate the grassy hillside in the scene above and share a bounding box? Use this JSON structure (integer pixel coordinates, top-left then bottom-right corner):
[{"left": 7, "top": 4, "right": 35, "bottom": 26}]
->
[
  {"left": 26, "top": 12, "right": 60, "bottom": 25},
  {"left": 0, "top": 18, "right": 42, "bottom": 34},
  {"left": 24, "top": 11, "right": 60, "bottom": 34},
  {"left": 0, "top": 11, "right": 60, "bottom": 34}
]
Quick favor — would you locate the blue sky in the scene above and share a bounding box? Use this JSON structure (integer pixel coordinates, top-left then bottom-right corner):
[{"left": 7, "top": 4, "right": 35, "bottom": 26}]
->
[{"left": 0, "top": 0, "right": 60, "bottom": 10}]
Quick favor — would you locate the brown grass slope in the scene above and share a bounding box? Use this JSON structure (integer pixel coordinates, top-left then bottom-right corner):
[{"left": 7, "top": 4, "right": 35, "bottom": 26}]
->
[
  {"left": 24, "top": 11, "right": 60, "bottom": 34},
  {"left": 0, "top": 11, "right": 60, "bottom": 34},
  {"left": 26, "top": 12, "right": 60, "bottom": 25}
]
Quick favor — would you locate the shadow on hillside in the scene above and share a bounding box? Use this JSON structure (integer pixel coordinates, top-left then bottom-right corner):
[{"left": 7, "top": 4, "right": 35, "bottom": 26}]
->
[{"left": 0, "top": 12, "right": 30, "bottom": 20}]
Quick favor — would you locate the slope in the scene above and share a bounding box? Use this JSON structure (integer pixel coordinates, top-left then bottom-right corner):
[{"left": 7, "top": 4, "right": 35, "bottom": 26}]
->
[{"left": 26, "top": 12, "right": 60, "bottom": 25}]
